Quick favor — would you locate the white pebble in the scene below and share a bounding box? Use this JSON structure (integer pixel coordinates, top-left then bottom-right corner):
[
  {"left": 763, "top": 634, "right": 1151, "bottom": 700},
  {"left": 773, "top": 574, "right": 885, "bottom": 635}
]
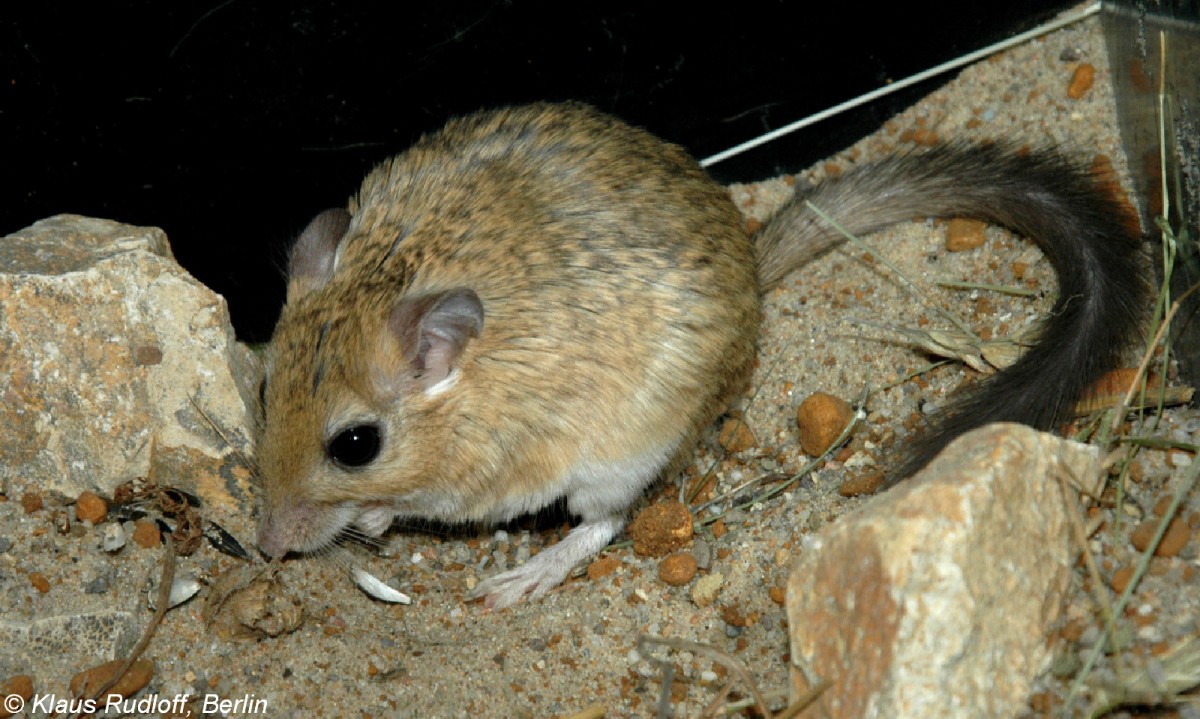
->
[{"left": 101, "top": 523, "right": 126, "bottom": 552}]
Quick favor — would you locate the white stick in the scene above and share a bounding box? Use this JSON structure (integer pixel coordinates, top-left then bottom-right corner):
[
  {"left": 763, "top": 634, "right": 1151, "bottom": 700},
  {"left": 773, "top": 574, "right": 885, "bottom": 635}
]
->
[{"left": 699, "top": 3, "right": 1103, "bottom": 168}]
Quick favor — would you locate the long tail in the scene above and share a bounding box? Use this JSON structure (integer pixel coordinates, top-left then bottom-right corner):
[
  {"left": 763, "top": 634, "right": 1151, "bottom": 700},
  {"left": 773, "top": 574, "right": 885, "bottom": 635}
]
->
[{"left": 754, "top": 143, "right": 1146, "bottom": 478}]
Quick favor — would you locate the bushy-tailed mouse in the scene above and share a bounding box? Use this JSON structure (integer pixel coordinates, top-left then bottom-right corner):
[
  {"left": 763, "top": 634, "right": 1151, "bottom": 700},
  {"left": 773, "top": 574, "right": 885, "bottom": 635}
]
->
[{"left": 255, "top": 101, "right": 1144, "bottom": 608}]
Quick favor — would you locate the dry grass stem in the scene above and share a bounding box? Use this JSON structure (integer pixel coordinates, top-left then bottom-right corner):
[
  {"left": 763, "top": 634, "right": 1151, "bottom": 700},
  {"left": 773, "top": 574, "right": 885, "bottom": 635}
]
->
[{"left": 638, "top": 635, "right": 777, "bottom": 718}]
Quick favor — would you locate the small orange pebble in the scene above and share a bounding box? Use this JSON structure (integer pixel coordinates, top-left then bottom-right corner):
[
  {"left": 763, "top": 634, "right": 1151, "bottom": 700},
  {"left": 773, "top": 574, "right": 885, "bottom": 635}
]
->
[
  {"left": 69, "top": 659, "right": 154, "bottom": 701},
  {"left": 19, "top": 491, "right": 42, "bottom": 514},
  {"left": 1059, "top": 619, "right": 1088, "bottom": 643},
  {"left": 0, "top": 675, "right": 33, "bottom": 719},
  {"left": 587, "top": 554, "right": 621, "bottom": 581},
  {"left": 1067, "top": 63, "right": 1096, "bottom": 99},
  {"left": 945, "top": 218, "right": 987, "bottom": 252},
  {"left": 1130, "top": 517, "right": 1191, "bottom": 557},
  {"left": 1110, "top": 565, "right": 1135, "bottom": 593},
  {"left": 768, "top": 586, "right": 787, "bottom": 605},
  {"left": 1153, "top": 495, "right": 1175, "bottom": 517},
  {"left": 75, "top": 491, "right": 108, "bottom": 524},
  {"left": 796, "top": 392, "right": 855, "bottom": 456},
  {"left": 628, "top": 501, "right": 693, "bottom": 557},
  {"left": 717, "top": 418, "right": 756, "bottom": 453},
  {"left": 131, "top": 518, "right": 161, "bottom": 549},
  {"left": 721, "top": 604, "right": 757, "bottom": 628},
  {"left": 838, "top": 472, "right": 885, "bottom": 497},
  {"left": 658, "top": 552, "right": 698, "bottom": 586},
  {"left": 28, "top": 573, "right": 50, "bottom": 593}
]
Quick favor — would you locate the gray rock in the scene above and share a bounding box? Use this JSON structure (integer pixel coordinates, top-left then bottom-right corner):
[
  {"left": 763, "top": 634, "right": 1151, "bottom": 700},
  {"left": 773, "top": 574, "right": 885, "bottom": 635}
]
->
[
  {"left": 84, "top": 575, "right": 111, "bottom": 595},
  {"left": 0, "top": 216, "right": 259, "bottom": 521},
  {"left": 785, "top": 423, "right": 1100, "bottom": 719}
]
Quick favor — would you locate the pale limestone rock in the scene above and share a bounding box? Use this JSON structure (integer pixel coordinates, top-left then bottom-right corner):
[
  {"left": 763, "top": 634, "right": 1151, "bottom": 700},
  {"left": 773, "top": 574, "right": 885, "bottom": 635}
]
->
[
  {"left": 786, "top": 423, "right": 1101, "bottom": 719},
  {"left": 0, "top": 215, "right": 258, "bottom": 518}
]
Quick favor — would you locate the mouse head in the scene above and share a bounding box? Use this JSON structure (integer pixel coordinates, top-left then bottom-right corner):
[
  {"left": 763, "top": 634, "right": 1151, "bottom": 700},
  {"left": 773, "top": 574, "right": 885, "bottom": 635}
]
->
[{"left": 256, "top": 208, "right": 484, "bottom": 558}]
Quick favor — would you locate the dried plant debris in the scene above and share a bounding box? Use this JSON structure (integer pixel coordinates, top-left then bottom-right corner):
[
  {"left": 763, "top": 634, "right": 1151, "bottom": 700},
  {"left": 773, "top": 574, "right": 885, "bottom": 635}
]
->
[
  {"left": 636, "top": 634, "right": 825, "bottom": 719},
  {"left": 109, "top": 477, "right": 250, "bottom": 560},
  {"left": 851, "top": 320, "right": 1026, "bottom": 373},
  {"left": 202, "top": 521, "right": 252, "bottom": 561},
  {"left": 203, "top": 563, "right": 305, "bottom": 639},
  {"left": 1082, "top": 634, "right": 1200, "bottom": 718}
]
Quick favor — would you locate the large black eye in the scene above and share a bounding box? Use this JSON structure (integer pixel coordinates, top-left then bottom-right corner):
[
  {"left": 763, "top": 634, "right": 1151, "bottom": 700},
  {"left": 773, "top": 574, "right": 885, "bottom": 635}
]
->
[{"left": 328, "top": 424, "right": 382, "bottom": 468}]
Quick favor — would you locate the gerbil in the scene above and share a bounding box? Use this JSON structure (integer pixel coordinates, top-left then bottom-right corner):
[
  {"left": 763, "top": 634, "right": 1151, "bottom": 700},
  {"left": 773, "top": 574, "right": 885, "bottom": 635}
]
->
[{"left": 255, "top": 102, "right": 1143, "bottom": 608}]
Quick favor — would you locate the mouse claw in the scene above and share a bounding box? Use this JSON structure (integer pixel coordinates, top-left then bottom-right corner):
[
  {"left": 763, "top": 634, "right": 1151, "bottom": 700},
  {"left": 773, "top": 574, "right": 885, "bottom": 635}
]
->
[
  {"left": 469, "top": 563, "right": 555, "bottom": 610},
  {"left": 468, "top": 517, "right": 622, "bottom": 609}
]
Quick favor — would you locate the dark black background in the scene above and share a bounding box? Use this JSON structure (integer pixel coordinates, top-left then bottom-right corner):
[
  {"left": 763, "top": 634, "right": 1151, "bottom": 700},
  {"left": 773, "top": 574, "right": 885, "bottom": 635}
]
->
[{"left": 3, "top": 1, "right": 1077, "bottom": 341}]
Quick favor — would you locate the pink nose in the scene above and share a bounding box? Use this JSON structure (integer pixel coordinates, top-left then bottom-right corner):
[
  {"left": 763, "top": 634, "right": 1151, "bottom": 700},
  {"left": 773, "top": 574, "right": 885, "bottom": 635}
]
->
[
  {"left": 257, "top": 533, "right": 281, "bottom": 559},
  {"left": 256, "top": 513, "right": 289, "bottom": 559}
]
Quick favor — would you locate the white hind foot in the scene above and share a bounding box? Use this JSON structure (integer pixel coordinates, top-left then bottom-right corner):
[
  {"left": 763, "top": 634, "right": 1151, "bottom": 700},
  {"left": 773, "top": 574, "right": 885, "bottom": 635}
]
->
[{"left": 470, "top": 517, "right": 622, "bottom": 609}]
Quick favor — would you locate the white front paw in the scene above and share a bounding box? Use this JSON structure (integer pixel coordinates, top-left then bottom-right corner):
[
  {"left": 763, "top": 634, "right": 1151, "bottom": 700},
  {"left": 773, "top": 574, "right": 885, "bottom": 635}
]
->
[{"left": 353, "top": 507, "right": 396, "bottom": 537}]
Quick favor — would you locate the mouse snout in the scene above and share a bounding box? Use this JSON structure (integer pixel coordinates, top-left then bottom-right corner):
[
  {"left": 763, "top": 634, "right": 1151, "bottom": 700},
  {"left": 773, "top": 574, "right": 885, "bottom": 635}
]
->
[
  {"left": 255, "top": 496, "right": 355, "bottom": 558},
  {"left": 256, "top": 508, "right": 291, "bottom": 559}
]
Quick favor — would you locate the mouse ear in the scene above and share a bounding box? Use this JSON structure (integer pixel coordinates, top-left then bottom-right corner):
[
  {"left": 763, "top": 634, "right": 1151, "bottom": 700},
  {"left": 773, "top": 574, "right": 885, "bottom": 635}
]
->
[
  {"left": 379, "top": 288, "right": 484, "bottom": 393},
  {"left": 287, "top": 208, "right": 351, "bottom": 302}
]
